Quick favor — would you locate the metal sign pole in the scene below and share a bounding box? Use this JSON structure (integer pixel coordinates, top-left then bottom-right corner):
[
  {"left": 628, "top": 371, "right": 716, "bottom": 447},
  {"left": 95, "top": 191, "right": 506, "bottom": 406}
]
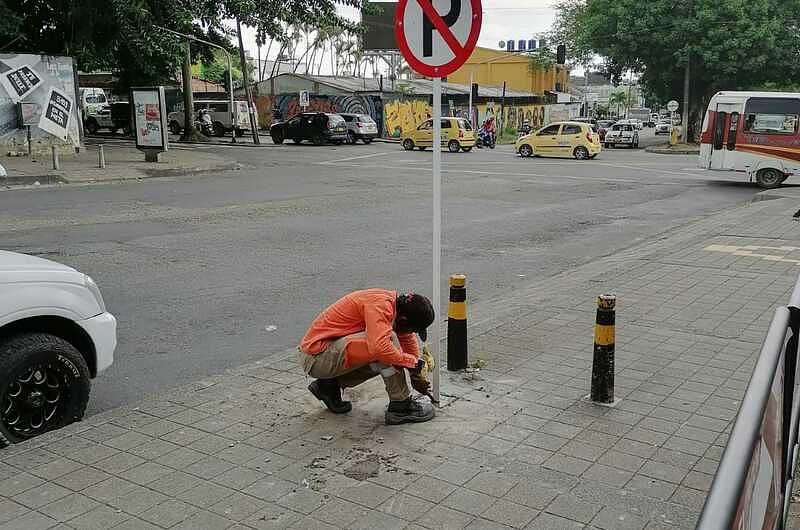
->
[{"left": 432, "top": 76, "right": 442, "bottom": 404}]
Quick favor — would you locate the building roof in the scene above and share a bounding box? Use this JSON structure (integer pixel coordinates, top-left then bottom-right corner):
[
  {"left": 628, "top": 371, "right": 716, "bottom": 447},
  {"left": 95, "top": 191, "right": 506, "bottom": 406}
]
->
[{"left": 264, "top": 73, "right": 539, "bottom": 98}]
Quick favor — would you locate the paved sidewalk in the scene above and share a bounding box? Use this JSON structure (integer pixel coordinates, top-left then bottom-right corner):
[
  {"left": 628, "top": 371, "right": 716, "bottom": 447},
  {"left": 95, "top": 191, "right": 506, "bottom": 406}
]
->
[
  {"left": 1, "top": 144, "right": 240, "bottom": 187},
  {"left": 3, "top": 191, "right": 800, "bottom": 529}
]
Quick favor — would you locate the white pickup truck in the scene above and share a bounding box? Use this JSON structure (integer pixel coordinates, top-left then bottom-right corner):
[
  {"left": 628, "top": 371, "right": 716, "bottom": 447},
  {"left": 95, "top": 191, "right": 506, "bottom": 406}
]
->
[
  {"left": 168, "top": 100, "right": 250, "bottom": 137},
  {"left": 0, "top": 251, "right": 116, "bottom": 445}
]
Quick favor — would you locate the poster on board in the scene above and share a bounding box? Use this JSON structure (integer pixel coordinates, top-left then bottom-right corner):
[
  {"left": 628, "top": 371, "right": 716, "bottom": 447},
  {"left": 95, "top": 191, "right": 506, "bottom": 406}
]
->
[
  {"left": 131, "top": 87, "right": 167, "bottom": 151},
  {"left": 0, "top": 64, "right": 43, "bottom": 102},
  {"left": 37, "top": 87, "right": 73, "bottom": 140}
]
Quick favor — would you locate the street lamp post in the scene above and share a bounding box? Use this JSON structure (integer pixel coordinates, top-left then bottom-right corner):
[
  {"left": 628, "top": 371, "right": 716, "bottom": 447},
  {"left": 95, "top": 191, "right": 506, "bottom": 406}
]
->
[{"left": 155, "top": 25, "right": 237, "bottom": 144}]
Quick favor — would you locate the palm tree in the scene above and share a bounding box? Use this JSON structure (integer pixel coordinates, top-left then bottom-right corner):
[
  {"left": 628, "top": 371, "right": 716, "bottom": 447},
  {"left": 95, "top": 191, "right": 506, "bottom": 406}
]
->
[{"left": 608, "top": 90, "right": 627, "bottom": 119}]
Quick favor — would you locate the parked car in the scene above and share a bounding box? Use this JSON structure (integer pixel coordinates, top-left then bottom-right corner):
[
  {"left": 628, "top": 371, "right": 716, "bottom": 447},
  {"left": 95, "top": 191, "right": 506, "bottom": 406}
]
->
[
  {"left": 402, "top": 117, "right": 475, "bottom": 153},
  {"left": 604, "top": 123, "right": 640, "bottom": 148},
  {"left": 168, "top": 100, "right": 249, "bottom": 137},
  {"left": 339, "top": 113, "right": 379, "bottom": 144},
  {"left": 0, "top": 251, "right": 116, "bottom": 445},
  {"left": 655, "top": 119, "right": 672, "bottom": 135},
  {"left": 516, "top": 121, "right": 601, "bottom": 160},
  {"left": 270, "top": 112, "right": 348, "bottom": 145}
]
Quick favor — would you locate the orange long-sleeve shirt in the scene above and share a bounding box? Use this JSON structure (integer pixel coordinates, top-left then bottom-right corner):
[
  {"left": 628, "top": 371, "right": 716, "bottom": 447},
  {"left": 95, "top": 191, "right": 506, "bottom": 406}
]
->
[{"left": 299, "top": 289, "right": 420, "bottom": 369}]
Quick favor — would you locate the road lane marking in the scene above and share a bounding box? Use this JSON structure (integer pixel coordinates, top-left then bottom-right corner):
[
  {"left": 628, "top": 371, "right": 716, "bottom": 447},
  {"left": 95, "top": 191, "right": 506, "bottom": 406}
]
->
[
  {"left": 704, "top": 244, "right": 800, "bottom": 264},
  {"left": 318, "top": 152, "right": 391, "bottom": 164}
]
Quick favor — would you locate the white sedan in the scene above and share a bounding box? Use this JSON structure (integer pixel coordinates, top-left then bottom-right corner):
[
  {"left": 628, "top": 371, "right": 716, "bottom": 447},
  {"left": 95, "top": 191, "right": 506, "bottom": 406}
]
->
[{"left": 0, "top": 251, "right": 116, "bottom": 445}]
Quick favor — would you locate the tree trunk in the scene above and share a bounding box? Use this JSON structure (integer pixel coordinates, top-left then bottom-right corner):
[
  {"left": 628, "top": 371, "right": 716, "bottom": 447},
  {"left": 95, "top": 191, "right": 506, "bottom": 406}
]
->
[
  {"left": 681, "top": 55, "right": 691, "bottom": 143},
  {"left": 181, "top": 40, "right": 195, "bottom": 141},
  {"left": 237, "top": 18, "right": 260, "bottom": 144}
]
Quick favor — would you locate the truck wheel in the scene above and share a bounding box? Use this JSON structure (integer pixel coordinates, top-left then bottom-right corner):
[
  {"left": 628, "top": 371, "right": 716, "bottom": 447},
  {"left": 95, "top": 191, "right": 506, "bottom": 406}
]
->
[
  {"left": 0, "top": 333, "right": 91, "bottom": 444},
  {"left": 756, "top": 168, "right": 786, "bottom": 189},
  {"left": 85, "top": 118, "right": 99, "bottom": 135},
  {"left": 169, "top": 121, "right": 182, "bottom": 135}
]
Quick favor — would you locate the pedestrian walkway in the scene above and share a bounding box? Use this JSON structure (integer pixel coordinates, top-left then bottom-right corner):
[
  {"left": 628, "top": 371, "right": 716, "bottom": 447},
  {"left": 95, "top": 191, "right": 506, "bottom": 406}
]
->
[
  {"left": 1, "top": 143, "right": 240, "bottom": 187},
  {"left": 2, "top": 190, "right": 800, "bottom": 529}
]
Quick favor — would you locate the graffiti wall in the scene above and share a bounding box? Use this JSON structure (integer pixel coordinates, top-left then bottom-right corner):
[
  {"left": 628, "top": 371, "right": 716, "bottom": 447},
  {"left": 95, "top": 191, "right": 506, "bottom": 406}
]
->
[
  {"left": 0, "top": 54, "right": 80, "bottom": 151},
  {"left": 383, "top": 98, "right": 432, "bottom": 139},
  {"left": 254, "top": 94, "right": 384, "bottom": 134}
]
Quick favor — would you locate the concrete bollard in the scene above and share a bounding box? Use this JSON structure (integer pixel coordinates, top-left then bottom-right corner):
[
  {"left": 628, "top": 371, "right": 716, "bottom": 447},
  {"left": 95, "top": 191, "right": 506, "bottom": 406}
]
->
[
  {"left": 51, "top": 146, "right": 60, "bottom": 170},
  {"left": 591, "top": 294, "right": 616, "bottom": 404},
  {"left": 98, "top": 145, "right": 106, "bottom": 168},
  {"left": 447, "top": 274, "right": 468, "bottom": 371}
]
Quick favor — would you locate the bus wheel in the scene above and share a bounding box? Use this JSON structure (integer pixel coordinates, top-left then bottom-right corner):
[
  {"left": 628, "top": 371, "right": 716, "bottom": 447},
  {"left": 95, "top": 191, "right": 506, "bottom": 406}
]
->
[{"left": 756, "top": 168, "right": 785, "bottom": 189}]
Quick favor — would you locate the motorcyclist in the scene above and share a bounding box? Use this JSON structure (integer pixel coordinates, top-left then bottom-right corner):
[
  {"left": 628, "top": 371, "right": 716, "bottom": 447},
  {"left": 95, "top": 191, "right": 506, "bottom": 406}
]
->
[{"left": 478, "top": 116, "right": 496, "bottom": 148}]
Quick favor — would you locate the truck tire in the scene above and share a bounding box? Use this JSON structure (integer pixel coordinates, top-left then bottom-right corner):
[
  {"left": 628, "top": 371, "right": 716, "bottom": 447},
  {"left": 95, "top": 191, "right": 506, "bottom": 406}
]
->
[
  {"left": 0, "top": 333, "right": 91, "bottom": 444},
  {"left": 756, "top": 168, "right": 786, "bottom": 189}
]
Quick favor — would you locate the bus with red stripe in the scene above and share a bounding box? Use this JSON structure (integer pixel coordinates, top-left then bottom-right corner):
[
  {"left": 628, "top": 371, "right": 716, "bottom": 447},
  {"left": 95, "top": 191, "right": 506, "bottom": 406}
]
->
[{"left": 699, "top": 91, "right": 800, "bottom": 188}]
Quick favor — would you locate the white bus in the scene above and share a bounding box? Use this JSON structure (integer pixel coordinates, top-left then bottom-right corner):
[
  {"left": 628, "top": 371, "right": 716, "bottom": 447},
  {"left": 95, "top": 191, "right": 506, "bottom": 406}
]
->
[{"left": 699, "top": 91, "right": 800, "bottom": 188}]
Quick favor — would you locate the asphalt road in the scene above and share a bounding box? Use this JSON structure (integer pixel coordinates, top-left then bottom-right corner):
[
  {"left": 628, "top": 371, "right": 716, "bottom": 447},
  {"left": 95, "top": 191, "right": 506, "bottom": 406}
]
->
[{"left": 1, "top": 131, "right": 760, "bottom": 414}]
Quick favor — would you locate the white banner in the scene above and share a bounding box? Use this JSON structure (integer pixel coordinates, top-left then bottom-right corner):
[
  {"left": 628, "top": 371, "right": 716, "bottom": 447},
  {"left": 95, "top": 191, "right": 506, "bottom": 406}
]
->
[
  {"left": 0, "top": 64, "right": 43, "bottom": 102},
  {"left": 132, "top": 89, "right": 165, "bottom": 149},
  {"left": 37, "top": 88, "right": 73, "bottom": 140}
]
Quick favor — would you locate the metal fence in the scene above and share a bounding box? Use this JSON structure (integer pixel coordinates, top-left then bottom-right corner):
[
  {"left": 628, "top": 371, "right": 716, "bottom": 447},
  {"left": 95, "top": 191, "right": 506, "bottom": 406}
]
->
[{"left": 696, "top": 278, "right": 800, "bottom": 530}]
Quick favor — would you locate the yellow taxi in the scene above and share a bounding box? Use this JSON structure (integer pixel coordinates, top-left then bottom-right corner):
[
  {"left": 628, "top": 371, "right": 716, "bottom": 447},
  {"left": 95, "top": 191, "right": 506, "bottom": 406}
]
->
[
  {"left": 402, "top": 117, "right": 476, "bottom": 153},
  {"left": 515, "top": 121, "right": 601, "bottom": 160}
]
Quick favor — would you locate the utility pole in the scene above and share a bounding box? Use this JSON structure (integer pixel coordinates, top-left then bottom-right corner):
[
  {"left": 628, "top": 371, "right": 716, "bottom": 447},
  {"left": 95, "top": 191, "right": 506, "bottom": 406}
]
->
[
  {"left": 499, "top": 81, "right": 506, "bottom": 134},
  {"left": 237, "top": 18, "right": 260, "bottom": 144},
  {"left": 681, "top": 0, "right": 693, "bottom": 143},
  {"left": 181, "top": 40, "right": 195, "bottom": 141}
]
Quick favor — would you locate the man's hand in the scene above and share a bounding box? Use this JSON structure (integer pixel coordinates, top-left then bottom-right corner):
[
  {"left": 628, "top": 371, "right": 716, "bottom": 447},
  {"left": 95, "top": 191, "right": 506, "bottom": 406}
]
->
[{"left": 409, "top": 358, "right": 426, "bottom": 375}]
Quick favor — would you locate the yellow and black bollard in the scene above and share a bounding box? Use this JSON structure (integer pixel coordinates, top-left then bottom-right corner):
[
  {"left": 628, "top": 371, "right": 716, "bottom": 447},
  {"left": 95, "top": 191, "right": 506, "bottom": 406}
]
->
[
  {"left": 591, "top": 294, "right": 616, "bottom": 404},
  {"left": 447, "top": 274, "right": 468, "bottom": 371}
]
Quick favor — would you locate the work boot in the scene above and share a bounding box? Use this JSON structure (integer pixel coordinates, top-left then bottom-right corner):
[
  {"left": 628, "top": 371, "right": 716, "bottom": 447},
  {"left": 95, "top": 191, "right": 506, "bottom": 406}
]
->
[
  {"left": 308, "top": 379, "right": 352, "bottom": 414},
  {"left": 385, "top": 397, "right": 435, "bottom": 425}
]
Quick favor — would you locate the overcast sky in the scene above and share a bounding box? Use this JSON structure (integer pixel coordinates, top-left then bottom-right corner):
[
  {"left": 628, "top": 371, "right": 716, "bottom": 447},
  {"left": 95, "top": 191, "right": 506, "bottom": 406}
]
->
[{"left": 240, "top": 0, "right": 559, "bottom": 77}]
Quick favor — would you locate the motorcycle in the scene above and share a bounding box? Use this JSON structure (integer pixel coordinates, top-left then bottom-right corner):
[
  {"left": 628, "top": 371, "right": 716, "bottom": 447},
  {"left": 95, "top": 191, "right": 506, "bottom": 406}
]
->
[
  {"left": 195, "top": 110, "right": 215, "bottom": 137},
  {"left": 476, "top": 128, "right": 496, "bottom": 149}
]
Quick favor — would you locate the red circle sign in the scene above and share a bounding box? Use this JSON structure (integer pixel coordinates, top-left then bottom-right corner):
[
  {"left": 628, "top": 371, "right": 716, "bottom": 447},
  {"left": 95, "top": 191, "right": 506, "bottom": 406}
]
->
[{"left": 395, "top": 0, "right": 482, "bottom": 78}]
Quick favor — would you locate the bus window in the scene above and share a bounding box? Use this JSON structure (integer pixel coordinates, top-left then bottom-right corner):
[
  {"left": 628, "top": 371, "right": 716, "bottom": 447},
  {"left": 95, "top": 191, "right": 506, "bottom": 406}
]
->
[
  {"left": 714, "top": 111, "right": 727, "bottom": 150},
  {"left": 744, "top": 97, "right": 800, "bottom": 135},
  {"left": 727, "top": 112, "right": 739, "bottom": 150}
]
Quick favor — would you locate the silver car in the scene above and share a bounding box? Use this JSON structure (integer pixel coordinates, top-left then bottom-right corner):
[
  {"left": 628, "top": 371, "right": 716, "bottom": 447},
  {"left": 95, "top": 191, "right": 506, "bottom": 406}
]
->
[{"left": 339, "top": 113, "right": 378, "bottom": 144}]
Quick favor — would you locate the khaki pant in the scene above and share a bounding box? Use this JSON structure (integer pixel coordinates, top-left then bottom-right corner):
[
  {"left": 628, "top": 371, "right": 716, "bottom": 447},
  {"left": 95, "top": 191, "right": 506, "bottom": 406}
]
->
[{"left": 297, "top": 332, "right": 410, "bottom": 401}]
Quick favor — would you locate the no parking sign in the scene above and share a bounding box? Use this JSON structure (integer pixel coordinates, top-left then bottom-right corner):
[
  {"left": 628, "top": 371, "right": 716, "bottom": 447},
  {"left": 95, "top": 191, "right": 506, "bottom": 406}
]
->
[{"left": 395, "top": 0, "right": 482, "bottom": 403}]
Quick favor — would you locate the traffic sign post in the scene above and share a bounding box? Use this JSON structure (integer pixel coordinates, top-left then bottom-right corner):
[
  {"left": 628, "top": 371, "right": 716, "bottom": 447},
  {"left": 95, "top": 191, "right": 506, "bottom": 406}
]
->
[
  {"left": 667, "top": 100, "right": 680, "bottom": 145},
  {"left": 395, "top": 0, "right": 481, "bottom": 404}
]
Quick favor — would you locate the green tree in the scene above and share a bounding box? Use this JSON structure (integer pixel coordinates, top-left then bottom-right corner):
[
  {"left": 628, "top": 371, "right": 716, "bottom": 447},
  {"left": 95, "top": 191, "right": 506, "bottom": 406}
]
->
[
  {"left": 0, "top": 0, "right": 366, "bottom": 91},
  {"left": 608, "top": 90, "right": 627, "bottom": 118},
  {"left": 553, "top": 0, "right": 800, "bottom": 137}
]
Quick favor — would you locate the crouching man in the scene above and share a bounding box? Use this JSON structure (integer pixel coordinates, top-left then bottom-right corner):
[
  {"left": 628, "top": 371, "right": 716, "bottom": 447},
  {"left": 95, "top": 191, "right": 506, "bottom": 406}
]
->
[{"left": 298, "top": 289, "right": 435, "bottom": 425}]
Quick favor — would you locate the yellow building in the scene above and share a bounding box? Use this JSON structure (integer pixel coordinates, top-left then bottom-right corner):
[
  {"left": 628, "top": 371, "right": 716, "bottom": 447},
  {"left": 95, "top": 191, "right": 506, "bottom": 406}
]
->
[{"left": 447, "top": 47, "right": 569, "bottom": 95}]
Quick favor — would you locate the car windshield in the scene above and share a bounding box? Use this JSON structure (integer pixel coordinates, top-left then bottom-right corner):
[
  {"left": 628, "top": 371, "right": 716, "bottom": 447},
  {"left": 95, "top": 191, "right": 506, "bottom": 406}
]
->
[
  {"left": 358, "top": 115, "right": 374, "bottom": 123},
  {"left": 328, "top": 115, "right": 345, "bottom": 125}
]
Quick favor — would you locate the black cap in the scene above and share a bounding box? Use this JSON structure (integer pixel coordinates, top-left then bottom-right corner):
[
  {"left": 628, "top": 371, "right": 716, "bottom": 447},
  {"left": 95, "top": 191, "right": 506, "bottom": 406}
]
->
[{"left": 399, "top": 293, "right": 435, "bottom": 342}]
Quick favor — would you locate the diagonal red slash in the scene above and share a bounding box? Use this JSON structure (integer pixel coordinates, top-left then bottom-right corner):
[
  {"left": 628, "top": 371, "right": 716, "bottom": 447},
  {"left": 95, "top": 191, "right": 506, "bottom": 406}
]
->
[{"left": 414, "top": 0, "right": 464, "bottom": 57}]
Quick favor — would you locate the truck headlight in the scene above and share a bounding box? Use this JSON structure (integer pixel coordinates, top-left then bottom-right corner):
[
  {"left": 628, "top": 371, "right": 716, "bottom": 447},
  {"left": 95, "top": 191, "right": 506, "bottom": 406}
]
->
[{"left": 85, "top": 275, "right": 106, "bottom": 312}]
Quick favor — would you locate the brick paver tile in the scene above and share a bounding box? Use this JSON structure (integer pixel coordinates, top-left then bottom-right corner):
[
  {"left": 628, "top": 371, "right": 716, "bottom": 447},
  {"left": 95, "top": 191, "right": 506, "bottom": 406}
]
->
[
  {"left": 120, "top": 462, "right": 173, "bottom": 486},
  {"left": 211, "top": 466, "right": 264, "bottom": 490},
  {"left": 0, "top": 472, "right": 44, "bottom": 496},
  {"left": 442, "top": 488, "right": 495, "bottom": 517},
  {"left": 53, "top": 467, "right": 110, "bottom": 492},
  {"left": 38, "top": 493, "right": 99, "bottom": 522},
  {"left": 172, "top": 510, "right": 234, "bottom": 530},
  {"left": 526, "top": 512, "right": 584, "bottom": 529},
  {"left": 209, "top": 492, "right": 263, "bottom": 521},
  {"left": 464, "top": 471, "right": 519, "bottom": 497},
  {"left": 430, "top": 461, "right": 480, "bottom": 486},
  {"left": 480, "top": 498, "right": 538, "bottom": 529},
  {"left": 591, "top": 505, "right": 647, "bottom": 530},
  {"left": 350, "top": 509, "right": 407, "bottom": 530},
  {"left": 466, "top": 517, "right": 517, "bottom": 530},
  {"left": 640, "top": 461, "right": 690, "bottom": 485},
  {"left": 543, "top": 454, "right": 592, "bottom": 476},
  {"left": 67, "top": 505, "right": 130, "bottom": 530},
  {"left": 28, "top": 458, "right": 84, "bottom": 481},
  {"left": 0, "top": 499, "right": 29, "bottom": 525},
  {"left": 582, "top": 463, "right": 635, "bottom": 487},
  {"left": 0, "top": 510, "right": 57, "bottom": 530},
  {"left": 559, "top": 441, "right": 607, "bottom": 462},
  {"left": 110, "top": 518, "right": 162, "bottom": 530},
  {"left": 276, "top": 489, "right": 326, "bottom": 515},
  {"left": 309, "top": 497, "right": 369, "bottom": 527},
  {"left": 625, "top": 475, "right": 678, "bottom": 500},
  {"left": 523, "top": 432, "right": 569, "bottom": 451},
  {"left": 470, "top": 435, "right": 517, "bottom": 456},
  {"left": 544, "top": 493, "right": 602, "bottom": 524},
  {"left": 417, "top": 504, "right": 474, "bottom": 530},
  {"left": 242, "top": 502, "right": 302, "bottom": 529},
  {"left": 94, "top": 452, "right": 146, "bottom": 474},
  {"left": 504, "top": 481, "right": 560, "bottom": 510},
  {"left": 12, "top": 482, "right": 71, "bottom": 509},
  {"left": 176, "top": 482, "right": 236, "bottom": 508},
  {"left": 405, "top": 475, "right": 458, "bottom": 503},
  {"left": 338, "top": 481, "right": 394, "bottom": 508},
  {"left": 378, "top": 492, "right": 435, "bottom": 521},
  {"left": 140, "top": 499, "right": 200, "bottom": 528}
]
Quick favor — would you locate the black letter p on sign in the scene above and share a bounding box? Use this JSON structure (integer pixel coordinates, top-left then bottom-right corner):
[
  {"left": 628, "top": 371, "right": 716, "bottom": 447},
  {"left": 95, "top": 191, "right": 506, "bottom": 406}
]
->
[{"left": 423, "top": 0, "right": 460, "bottom": 57}]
